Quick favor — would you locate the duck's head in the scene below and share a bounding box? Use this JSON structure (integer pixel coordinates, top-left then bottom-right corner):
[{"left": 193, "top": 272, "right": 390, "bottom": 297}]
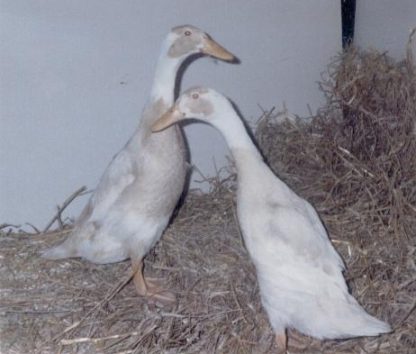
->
[
  {"left": 164, "top": 25, "right": 236, "bottom": 62},
  {"left": 152, "top": 87, "right": 234, "bottom": 132}
]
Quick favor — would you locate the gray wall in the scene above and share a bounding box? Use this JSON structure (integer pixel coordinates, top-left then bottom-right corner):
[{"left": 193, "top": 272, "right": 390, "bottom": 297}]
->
[
  {"left": 1, "top": 0, "right": 341, "bottom": 229},
  {"left": 355, "top": 0, "right": 416, "bottom": 59}
]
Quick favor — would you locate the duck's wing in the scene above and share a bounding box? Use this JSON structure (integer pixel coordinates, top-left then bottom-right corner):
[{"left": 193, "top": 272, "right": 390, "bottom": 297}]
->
[
  {"left": 301, "top": 200, "right": 346, "bottom": 270},
  {"left": 42, "top": 148, "right": 137, "bottom": 260},
  {"left": 82, "top": 149, "right": 136, "bottom": 224},
  {"left": 250, "top": 203, "right": 348, "bottom": 308},
  {"left": 260, "top": 197, "right": 345, "bottom": 274}
]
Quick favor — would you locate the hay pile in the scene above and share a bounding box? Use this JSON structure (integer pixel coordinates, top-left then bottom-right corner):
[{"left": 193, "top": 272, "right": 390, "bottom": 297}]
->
[{"left": 1, "top": 44, "right": 415, "bottom": 353}]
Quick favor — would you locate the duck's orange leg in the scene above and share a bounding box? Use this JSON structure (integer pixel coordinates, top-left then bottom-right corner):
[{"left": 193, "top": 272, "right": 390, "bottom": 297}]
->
[
  {"left": 131, "top": 258, "right": 176, "bottom": 304},
  {"left": 275, "top": 330, "right": 287, "bottom": 354}
]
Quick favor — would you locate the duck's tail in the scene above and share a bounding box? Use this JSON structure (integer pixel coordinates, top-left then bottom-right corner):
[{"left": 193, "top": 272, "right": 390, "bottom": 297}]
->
[
  {"left": 309, "top": 297, "right": 391, "bottom": 339},
  {"left": 335, "top": 308, "right": 392, "bottom": 338},
  {"left": 41, "top": 220, "right": 98, "bottom": 260},
  {"left": 41, "top": 237, "right": 77, "bottom": 260}
]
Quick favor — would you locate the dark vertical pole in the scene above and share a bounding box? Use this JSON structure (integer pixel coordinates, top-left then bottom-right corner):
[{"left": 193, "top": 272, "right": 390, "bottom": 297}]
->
[{"left": 341, "top": 0, "right": 356, "bottom": 48}]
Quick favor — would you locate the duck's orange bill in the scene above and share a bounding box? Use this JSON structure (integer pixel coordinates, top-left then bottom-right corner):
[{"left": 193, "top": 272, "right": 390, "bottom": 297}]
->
[
  {"left": 202, "top": 37, "right": 236, "bottom": 62},
  {"left": 152, "top": 106, "right": 182, "bottom": 132}
]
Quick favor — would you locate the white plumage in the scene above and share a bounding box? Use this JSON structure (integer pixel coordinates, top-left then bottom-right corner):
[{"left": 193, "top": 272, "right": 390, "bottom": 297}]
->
[
  {"left": 152, "top": 87, "right": 391, "bottom": 349},
  {"left": 43, "top": 27, "right": 235, "bottom": 303}
]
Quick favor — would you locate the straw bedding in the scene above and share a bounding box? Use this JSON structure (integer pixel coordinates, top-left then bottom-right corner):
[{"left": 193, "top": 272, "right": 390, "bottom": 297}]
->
[{"left": 1, "top": 43, "right": 415, "bottom": 353}]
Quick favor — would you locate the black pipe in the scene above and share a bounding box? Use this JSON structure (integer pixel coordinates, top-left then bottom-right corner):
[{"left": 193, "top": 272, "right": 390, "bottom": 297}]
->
[{"left": 341, "top": 0, "right": 356, "bottom": 48}]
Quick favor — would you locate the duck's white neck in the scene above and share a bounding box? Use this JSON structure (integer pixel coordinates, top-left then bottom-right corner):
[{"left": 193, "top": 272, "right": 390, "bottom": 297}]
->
[
  {"left": 150, "top": 48, "right": 183, "bottom": 104},
  {"left": 215, "top": 111, "right": 263, "bottom": 172}
]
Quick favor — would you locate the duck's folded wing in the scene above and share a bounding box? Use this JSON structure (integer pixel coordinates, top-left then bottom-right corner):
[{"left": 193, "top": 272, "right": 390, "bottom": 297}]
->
[
  {"left": 86, "top": 150, "right": 136, "bottom": 222},
  {"left": 254, "top": 209, "right": 349, "bottom": 306},
  {"left": 261, "top": 205, "right": 345, "bottom": 273}
]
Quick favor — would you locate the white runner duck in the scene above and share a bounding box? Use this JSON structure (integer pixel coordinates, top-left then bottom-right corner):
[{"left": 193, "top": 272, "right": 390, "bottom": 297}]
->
[
  {"left": 43, "top": 27, "right": 235, "bottom": 304},
  {"left": 152, "top": 87, "right": 391, "bottom": 351}
]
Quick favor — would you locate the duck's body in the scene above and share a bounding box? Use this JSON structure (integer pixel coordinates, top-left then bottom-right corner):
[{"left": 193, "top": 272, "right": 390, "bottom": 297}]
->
[
  {"left": 53, "top": 99, "right": 185, "bottom": 265},
  {"left": 43, "top": 28, "right": 235, "bottom": 302},
  {"left": 152, "top": 87, "right": 391, "bottom": 349},
  {"left": 235, "top": 150, "right": 388, "bottom": 341}
]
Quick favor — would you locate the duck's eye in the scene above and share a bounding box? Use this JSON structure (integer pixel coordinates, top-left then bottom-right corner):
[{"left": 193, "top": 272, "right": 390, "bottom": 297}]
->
[
  {"left": 184, "top": 30, "right": 192, "bottom": 36},
  {"left": 192, "top": 93, "right": 199, "bottom": 99}
]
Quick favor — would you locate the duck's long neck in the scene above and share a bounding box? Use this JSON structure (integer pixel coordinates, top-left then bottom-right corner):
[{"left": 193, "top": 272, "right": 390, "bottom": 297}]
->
[
  {"left": 217, "top": 113, "right": 264, "bottom": 175},
  {"left": 150, "top": 50, "right": 183, "bottom": 105}
]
